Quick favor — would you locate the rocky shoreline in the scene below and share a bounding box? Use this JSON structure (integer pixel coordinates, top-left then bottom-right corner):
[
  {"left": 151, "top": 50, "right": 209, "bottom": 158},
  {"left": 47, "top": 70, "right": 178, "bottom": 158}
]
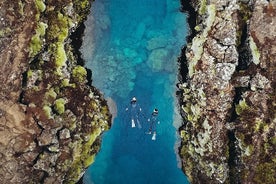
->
[
  {"left": 178, "top": 0, "right": 275, "bottom": 183},
  {"left": 0, "top": 0, "right": 111, "bottom": 183}
]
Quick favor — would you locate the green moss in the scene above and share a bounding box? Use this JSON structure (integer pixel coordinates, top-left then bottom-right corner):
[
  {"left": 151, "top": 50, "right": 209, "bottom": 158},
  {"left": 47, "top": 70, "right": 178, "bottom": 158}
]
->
[
  {"left": 244, "top": 145, "right": 253, "bottom": 156},
  {"left": 249, "top": 36, "right": 260, "bottom": 65},
  {"left": 101, "top": 105, "right": 109, "bottom": 116},
  {"left": 253, "top": 162, "right": 276, "bottom": 183},
  {"left": 34, "top": 0, "right": 45, "bottom": 21},
  {"left": 254, "top": 119, "right": 265, "bottom": 133},
  {"left": 55, "top": 43, "right": 67, "bottom": 68},
  {"left": 0, "top": 28, "right": 11, "bottom": 38},
  {"left": 180, "top": 83, "right": 206, "bottom": 125},
  {"left": 67, "top": 159, "right": 82, "bottom": 184},
  {"left": 189, "top": 5, "right": 216, "bottom": 76},
  {"left": 35, "top": 0, "right": 46, "bottom": 12},
  {"left": 199, "top": 0, "right": 207, "bottom": 15},
  {"left": 54, "top": 98, "right": 66, "bottom": 115},
  {"left": 180, "top": 130, "right": 188, "bottom": 140},
  {"left": 81, "top": 129, "right": 101, "bottom": 167},
  {"left": 62, "top": 79, "right": 76, "bottom": 88},
  {"left": 46, "top": 13, "right": 71, "bottom": 72},
  {"left": 235, "top": 98, "right": 249, "bottom": 115},
  {"left": 72, "top": 66, "right": 87, "bottom": 83},
  {"left": 263, "top": 124, "right": 269, "bottom": 133},
  {"left": 43, "top": 105, "right": 52, "bottom": 118},
  {"left": 18, "top": 1, "right": 24, "bottom": 15},
  {"left": 47, "top": 11, "right": 72, "bottom": 42},
  {"left": 66, "top": 128, "right": 103, "bottom": 183},
  {"left": 84, "top": 154, "right": 95, "bottom": 168},
  {"left": 68, "top": 120, "right": 77, "bottom": 131},
  {"left": 72, "top": 0, "right": 91, "bottom": 21},
  {"left": 239, "top": 3, "right": 252, "bottom": 22},
  {"left": 45, "top": 88, "right": 57, "bottom": 102},
  {"left": 27, "top": 69, "right": 33, "bottom": 78},
  {"left": 57, "top": 12, "right": 70, "bottom": 42},
  {"left": 29, "top": 34, "right": 41, "bottom": 57},
  {"left": 194, "top": 25, "right": 201, "bottom": 32},
  {"left": 29, "top": 22, "right": 48, "bottom": 57}
]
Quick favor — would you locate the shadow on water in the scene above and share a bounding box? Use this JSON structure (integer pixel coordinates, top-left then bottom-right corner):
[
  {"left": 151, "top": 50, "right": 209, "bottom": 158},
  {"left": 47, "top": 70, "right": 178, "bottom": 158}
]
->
[{"left": 81, "top": 0, "right": 189, "bottom": 183}]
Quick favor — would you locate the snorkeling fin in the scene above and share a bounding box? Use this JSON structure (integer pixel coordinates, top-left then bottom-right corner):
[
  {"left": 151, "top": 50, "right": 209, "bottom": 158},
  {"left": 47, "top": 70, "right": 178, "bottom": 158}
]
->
[
  {"left": 152, "top": 133, "right": 156, "bottom": 140},
  {"left": 137, "top": 119, "right": 142, "bottom": 129},
  {"left": 131, "top": 119, "right": 135, "bottom": 128}
]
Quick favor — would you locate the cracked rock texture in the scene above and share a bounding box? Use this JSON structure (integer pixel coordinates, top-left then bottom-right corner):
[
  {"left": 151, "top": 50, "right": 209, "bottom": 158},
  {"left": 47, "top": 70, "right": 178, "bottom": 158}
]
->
[
  {"left": 0, "top": 0, "right": 111, "bottom": 183},
  {"left": 178, "top": 0, "right": 275, "bottom": 183}
]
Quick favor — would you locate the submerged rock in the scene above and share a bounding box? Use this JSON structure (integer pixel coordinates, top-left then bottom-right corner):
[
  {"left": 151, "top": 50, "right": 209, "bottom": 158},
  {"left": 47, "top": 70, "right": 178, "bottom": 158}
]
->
[
  {"left": 147, "top": 48, "right": 169, "bottom": 72},
  {"left": 0, "top": 0, "right": 111, "bottom": 183},
  {"left": 178, "top": 0, "right": 275, "bottom": 183}
]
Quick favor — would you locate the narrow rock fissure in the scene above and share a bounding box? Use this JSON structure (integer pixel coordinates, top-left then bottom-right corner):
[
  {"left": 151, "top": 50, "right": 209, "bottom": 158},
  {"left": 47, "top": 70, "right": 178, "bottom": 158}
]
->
[
  {"left": 227, "top": 130, "right": 241, "bottom": 184},
  {"left": 227, "top": 87, "right": 244, "bottom": 184},
  {"left": 236, "top": 25, "right": 251, "bottom": 71},
  {"left": 227, "top": 14, "right": 251, "bottom": 182},
  {"left": 69, "top": 22, "right": 86, "bottom": 66}
]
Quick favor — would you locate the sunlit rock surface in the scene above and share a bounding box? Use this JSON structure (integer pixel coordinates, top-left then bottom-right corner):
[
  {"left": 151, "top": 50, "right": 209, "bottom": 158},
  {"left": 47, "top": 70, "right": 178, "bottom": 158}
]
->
[
  {"left": 0, "top": 0, "right": 111, "bottom": 183},
  {"left": 178, "top": 0, "right": 275, "bottom": 183}
]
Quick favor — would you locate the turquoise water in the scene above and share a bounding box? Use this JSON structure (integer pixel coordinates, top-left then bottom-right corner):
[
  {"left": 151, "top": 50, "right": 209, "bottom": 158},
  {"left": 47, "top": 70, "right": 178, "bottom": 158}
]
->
[{"left": 81, "top": 0, "right": 189, "bottom": 183}]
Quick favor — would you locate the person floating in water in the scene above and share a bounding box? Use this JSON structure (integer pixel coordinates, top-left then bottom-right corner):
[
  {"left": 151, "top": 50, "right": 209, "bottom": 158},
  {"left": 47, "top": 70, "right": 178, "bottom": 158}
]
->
[
  {"left": 125, "top": 97, "right": 142, "bottom": 128},
  {"left": 147, "top": 108, "right": 160, "bottom": 140}
]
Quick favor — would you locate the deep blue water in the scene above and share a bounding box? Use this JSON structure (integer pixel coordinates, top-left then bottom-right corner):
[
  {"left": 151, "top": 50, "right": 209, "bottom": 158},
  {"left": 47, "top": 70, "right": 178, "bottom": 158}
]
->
[{"left": 81, "top": 0, "right": 189, "bottom": 183}]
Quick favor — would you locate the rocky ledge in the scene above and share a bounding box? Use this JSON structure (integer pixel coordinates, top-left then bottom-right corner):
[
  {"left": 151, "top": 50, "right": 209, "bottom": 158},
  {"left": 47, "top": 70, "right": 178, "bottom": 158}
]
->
[
  {"left": 178, "top": 0, "right": 275, "bottom": 183},
  {"left": 0, "top": 0, "right": 111, "bottom": 183}
]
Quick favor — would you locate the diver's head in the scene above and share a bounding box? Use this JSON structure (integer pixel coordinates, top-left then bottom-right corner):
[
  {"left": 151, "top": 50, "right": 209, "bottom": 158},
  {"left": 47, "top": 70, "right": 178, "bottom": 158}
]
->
[
  {"left": 153, "top": 108, "right": 158, "bottom": 115},
  {"left": 131, "top": 97, "right": 137, "bottom": 103}
]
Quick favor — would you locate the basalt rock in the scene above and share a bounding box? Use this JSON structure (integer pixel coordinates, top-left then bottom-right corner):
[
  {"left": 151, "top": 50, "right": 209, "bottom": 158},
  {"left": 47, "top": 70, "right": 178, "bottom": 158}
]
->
[
  {"left": 0, "top": 0, "right": 111, "bottom": 183},
  {"left": 178, "top": 0, "right": 275, "bottom": 183}
]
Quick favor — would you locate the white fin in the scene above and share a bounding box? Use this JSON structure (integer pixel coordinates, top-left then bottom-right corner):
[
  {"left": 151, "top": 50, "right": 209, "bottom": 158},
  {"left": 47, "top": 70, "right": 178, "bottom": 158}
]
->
[
  {"left": 152, "top": 133, "right": 156, "bottom": 140},
  {"left": 131, "top": 119, "right": 135, "bottom": 128}
]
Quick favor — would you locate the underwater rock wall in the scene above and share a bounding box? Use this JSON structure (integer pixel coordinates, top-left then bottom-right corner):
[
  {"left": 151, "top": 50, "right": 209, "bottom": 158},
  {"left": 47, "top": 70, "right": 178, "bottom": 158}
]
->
[
  {"left": 178, "top": 0, "right": 275, "bottom": 183},
  {"left": 0, "top": 0, "right": 111, "bottom": 183}
]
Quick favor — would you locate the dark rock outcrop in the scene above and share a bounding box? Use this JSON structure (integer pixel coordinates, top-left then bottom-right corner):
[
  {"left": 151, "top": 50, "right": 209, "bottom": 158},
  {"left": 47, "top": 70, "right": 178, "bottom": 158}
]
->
[
  {"left": 178, "top": 0, "right": 275, "bottom": 183},
  {"left": 0, "top": 0, "right": 111, "bottom": 183}
]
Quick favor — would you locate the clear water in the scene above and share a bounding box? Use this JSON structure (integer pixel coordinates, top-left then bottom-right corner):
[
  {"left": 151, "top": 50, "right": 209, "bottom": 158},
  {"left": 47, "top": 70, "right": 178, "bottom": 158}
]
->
[{"left": 81, "top": 0, "right": 189, "bottom": 183}]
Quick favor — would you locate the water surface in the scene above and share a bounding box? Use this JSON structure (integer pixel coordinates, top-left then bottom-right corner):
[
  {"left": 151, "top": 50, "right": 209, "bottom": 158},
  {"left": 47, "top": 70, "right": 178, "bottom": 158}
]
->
[{"left": 81, "top": 0, "right": 189, "bottom": 183}]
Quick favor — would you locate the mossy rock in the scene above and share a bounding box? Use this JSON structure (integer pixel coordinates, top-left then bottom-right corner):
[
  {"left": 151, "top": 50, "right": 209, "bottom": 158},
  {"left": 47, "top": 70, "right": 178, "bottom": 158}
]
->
[
  {"left": 29, "top": 22, "right": 48, "bottom": 57},
  {"left": 35, "top": 0, "right": 46, "bottom": 13},
  {"left": 72, "top": 66, "right": 87, "bottom": 83},
  {"left": 235, "top": 98, "right": 248, "bottom": 115},
  {"left": 43, "top": 105, "right": 52, "bottom": 119},
  {"left": 54, "top": 98, "right": 66, "bottom": 115},
  {"left": 253, "top": 162, "right": 276, "bottom": 183}
]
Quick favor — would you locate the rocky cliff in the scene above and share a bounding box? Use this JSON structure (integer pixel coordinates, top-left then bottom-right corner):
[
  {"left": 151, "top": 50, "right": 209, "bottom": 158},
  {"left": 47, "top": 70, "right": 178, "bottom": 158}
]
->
[
  {"left": 0, "top": 0, "right": 111, "bottom": 183},
  {"left": 178, "top": 0, "right": 275, "bottom": 183}
]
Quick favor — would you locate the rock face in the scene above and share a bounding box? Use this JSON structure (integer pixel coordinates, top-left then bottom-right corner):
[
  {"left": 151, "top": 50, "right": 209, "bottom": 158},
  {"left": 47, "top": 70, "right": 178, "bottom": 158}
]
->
[
  {"left": 178, "top": 0, "right": 275, "bottom": 183},
  {"left": 0, "top": 0, "right": 111, "bottom": 183}
]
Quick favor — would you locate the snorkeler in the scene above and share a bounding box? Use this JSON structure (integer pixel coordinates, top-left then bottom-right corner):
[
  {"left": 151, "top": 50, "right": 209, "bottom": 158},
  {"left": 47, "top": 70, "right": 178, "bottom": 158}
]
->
[
  {"left": 146, "top": 108, "right": 160, "bottom": 140},
  {"left": 125, "top": 97, "right": 142, "bottom": 128}
]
